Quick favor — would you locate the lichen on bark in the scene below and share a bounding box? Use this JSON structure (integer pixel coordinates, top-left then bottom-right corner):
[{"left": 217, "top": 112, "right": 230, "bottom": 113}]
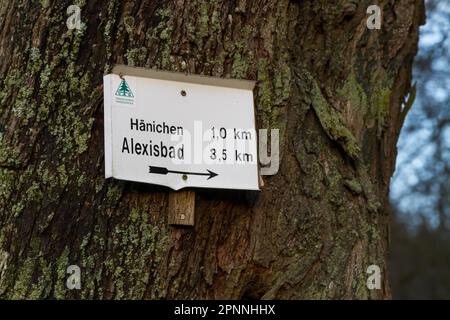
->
[{"left": 0, "top": 0, "right": 424, "bottom": 299}]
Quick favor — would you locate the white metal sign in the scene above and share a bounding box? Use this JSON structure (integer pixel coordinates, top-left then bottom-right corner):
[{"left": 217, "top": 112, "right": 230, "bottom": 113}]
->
[{"left": 104, "top": 65, "right": 259, "bottom": 191}]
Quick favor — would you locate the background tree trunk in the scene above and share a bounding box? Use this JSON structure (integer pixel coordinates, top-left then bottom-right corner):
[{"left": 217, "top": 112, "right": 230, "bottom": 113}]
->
[{"left": 0, "top": 0, "right": 424, "bottom": 299}]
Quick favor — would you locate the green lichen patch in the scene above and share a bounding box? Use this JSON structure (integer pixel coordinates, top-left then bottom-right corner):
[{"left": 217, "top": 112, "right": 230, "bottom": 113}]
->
[
  {"left": 0, "top": 169, "right": 17, "bottom": 201},
  {"left": 54, "top": 247, "right": 70, "bottom": 299},
  {"left": 337, "top": 71, "right": 367, "bottom": 110},
  {"left": 0, "top": 250, "right": 9, "bottom": 290},
  {"left": 344, "top": 178, "right": 363, "bottom": 195},
  {"left": 369, "top": 69, "right": 393, "bottom": 137},
  {"left": 309, "top": 75, "right": 361, "bottom": 160},
  {"left": 123, "top": 16, "right": 135, "bottom": 35},
  {"left": 231, "top": 52, "right": 249, "bottom": 79},
  {"left": 126, "top": 47, "right": 149, "bottom": 67},
  {"left": 100, "top": 205, "right": 167, "bottom": 299}
]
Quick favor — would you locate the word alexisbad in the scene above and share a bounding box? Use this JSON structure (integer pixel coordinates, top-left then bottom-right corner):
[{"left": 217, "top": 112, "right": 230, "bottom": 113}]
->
[{"left": 122, "top": 137, "right": 184, "bottom": 160}]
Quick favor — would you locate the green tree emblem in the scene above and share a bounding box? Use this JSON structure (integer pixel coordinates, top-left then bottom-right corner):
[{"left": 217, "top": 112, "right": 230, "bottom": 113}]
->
[{"left": 115, "top": 79, "right": 134, "bottom": 98}]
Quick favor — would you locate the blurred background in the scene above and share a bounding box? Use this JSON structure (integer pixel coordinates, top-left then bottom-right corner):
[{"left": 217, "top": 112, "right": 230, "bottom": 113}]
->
[{"left": 390, "top": 0, "right": 450, "bottom": 299}]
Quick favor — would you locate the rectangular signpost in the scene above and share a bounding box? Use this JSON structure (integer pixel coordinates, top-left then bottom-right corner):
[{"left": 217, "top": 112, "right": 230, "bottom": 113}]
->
[{"left": 104, "top": 65, "right": 259, "bottom": 225}]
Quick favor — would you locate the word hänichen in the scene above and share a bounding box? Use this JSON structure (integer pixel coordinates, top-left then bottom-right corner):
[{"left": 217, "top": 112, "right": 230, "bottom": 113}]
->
[{"left": 130, "top": 118, "right": 184, "bottom": 135}]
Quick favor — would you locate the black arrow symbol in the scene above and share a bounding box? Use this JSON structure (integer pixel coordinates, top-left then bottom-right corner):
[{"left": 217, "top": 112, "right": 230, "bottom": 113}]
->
[{"left": 149, "top": 166, "right": 218, "bottom": 180}]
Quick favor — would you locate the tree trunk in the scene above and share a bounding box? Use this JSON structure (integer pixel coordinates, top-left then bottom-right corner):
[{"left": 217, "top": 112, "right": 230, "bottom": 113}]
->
[{"left": 0, "top": 0, "right": 424, "bottom": 299}]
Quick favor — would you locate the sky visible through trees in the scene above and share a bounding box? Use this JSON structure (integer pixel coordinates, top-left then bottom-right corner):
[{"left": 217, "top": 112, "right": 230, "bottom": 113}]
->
[
  {"left": 391, "top": 0, "right": 450, "bottom": 228},
  {"left": 390, "top": 0, "right": 450, "bottom": 299}
]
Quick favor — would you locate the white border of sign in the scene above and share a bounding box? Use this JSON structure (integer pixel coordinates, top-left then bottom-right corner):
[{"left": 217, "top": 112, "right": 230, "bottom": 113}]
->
[{"left": 104, "top": 65, "right": 260, "bottom": 191}]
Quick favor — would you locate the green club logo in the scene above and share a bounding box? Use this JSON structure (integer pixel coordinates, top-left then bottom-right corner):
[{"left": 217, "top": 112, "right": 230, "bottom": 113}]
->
[{"left": 115, "top": 79, "right": 134, "bottom": 98}]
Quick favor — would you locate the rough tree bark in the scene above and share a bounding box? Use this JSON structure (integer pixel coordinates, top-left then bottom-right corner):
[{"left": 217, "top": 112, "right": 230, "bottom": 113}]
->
[{"left": 0, "top": 0, "right": 424, "bottom": 299}]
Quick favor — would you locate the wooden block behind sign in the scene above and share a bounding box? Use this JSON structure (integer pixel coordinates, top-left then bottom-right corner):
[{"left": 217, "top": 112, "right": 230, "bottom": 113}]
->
[{"left": 168, "top": 191, "right": 196, "bottom": 226}]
